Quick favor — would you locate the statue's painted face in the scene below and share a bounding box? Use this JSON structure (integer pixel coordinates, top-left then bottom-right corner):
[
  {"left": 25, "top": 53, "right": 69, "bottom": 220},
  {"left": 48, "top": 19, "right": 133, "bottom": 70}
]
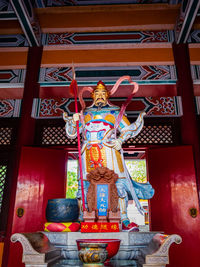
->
[{"left": 93, "top": 88, "right": 108, "bottom": 107}]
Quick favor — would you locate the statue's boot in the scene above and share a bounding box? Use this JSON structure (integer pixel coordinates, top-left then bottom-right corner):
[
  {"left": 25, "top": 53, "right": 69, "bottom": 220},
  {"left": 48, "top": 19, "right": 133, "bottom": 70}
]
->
[{"left": 122, "top": 219, "right": 139, "bottom": 232}]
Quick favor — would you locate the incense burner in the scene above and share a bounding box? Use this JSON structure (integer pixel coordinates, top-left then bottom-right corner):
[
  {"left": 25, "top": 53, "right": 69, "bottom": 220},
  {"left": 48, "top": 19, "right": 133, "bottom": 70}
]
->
[
  {"left": 78, "top": 243, "right": 108, "bottom": 265},
  {"left": 76, "top": 239, "right": 121, "bottom": 261}
]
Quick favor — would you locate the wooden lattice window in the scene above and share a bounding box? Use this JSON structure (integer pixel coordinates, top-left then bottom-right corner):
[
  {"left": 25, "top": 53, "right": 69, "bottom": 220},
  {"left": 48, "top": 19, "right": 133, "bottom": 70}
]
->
[
  {"left": 0, "top": 165, "right": 7, "bottom": 212},
  {"left": 0, "top": 119, "right": 18, "bottom": 146},
  {"left": 126, "top": 125, "right": 173, "bottom": 144},
  {"left": 42, "top": 126, "right": 77, "bottom": 145},
  {"left": 0, "top": 127, "right": 13, "bottom": 145},
  {"left": 36, "top": 118, "right": 179, "bottom": 146}
]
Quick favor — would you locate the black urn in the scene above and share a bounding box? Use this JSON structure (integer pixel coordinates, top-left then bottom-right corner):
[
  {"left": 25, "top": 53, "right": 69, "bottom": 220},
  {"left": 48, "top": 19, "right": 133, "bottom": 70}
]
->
[{"left": 46, "top": 198, "right": 79, "bottom": 222}]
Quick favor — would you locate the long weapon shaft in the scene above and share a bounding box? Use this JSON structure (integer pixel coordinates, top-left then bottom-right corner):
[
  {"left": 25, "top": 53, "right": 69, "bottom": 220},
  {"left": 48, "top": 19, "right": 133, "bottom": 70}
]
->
[{"left": 72, "top": 80, "right": 86, "bottom": 211}]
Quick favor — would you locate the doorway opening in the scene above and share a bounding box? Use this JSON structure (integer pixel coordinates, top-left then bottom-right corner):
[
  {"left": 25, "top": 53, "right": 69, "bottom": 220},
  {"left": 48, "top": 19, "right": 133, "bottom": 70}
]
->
[
  {"left": 66, "top": 154, "right": 78, "bottom": 199},
  {"left": 125, "top": 157, "right": 149, "bottom": 231}
]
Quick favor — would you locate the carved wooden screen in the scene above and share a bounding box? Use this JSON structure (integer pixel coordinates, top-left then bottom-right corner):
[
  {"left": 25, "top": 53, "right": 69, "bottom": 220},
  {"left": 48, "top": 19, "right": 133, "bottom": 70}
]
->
[{"left": 35, "top": 118, "right": 181, "bottom": 146}]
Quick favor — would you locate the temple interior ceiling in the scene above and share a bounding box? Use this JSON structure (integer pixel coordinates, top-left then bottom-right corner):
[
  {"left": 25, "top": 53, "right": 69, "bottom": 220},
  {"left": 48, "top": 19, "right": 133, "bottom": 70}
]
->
[{"left": 0, "top": 0, "right": 200, "bottom": 99}]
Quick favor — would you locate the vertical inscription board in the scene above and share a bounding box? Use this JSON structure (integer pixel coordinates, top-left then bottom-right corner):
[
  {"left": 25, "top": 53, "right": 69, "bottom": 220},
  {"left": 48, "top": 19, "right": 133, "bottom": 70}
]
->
[{"left": 97, "top": 184, "right": 108, "bottom": 216}]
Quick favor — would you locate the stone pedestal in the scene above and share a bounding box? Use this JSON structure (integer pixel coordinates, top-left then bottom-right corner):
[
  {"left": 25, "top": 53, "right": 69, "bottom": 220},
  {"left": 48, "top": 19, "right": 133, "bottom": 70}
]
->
[
  {"left": 11, "top": 231, "right": 182, "bottom": 267},
  {"left": 43, "top": 231, "right": 159, "bottom": 260}
]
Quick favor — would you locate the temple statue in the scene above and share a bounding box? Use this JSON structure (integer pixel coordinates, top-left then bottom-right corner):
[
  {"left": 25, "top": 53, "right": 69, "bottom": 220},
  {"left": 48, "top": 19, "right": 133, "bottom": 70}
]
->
[{"left": 63, "top": 77, "right": 154, "bottom": 231}]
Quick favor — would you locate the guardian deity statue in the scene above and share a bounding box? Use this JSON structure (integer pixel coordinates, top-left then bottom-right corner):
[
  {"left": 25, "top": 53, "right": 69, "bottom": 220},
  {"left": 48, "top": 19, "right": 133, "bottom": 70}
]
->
[{"left": 63, "top": 76, "right": 154, "bottom": 231}]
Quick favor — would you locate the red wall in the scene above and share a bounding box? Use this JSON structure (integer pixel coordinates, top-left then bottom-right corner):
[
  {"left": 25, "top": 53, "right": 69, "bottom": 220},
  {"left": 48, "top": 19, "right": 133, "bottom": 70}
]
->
[
  {"left": 148, "top": 146, "right": 200, "bottom": 267},
  {"left": 8, "top": 147, "right": 67, "bottom": 267}
]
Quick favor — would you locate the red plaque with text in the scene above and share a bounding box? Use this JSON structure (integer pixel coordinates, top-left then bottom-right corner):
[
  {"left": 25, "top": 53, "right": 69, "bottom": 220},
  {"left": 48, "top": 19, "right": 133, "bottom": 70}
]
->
[{"left": 81, "top": 222, "right": 120, "bottom": 232}]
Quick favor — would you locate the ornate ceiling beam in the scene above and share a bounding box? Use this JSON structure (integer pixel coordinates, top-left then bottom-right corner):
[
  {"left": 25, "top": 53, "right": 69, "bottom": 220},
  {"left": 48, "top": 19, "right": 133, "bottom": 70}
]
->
[
  {"left": 35, "top": 4, "right": 180, "bottom": 33},
  {"left": 0, "top": 84, "right": 177, "bottom": 99},
  {"left": 0, "top": 20, "right": 23, "bottom": 35},
  {"left": 41, "top": 43, "right": 174, "bottom": 67},
  {"left": 189, "top": 44, "right": 200, "bottom": 64},
  {"left": 0, "top": 47, "right": 28, "bottom": 69},
  {"left": 0, "top": 43, "right": 174, "bottom": 69},
  {"left": 3, "top": 3, "right": 200, "bottom": 36},
  {"left": 174, "top": 0, "right": 200, "bottom": 43},
  {"left": 10, "top": 0, "right": 41, "bottom": 46},
  {"left": 1, "top": 44, "right": 200, "bottom": 69}
]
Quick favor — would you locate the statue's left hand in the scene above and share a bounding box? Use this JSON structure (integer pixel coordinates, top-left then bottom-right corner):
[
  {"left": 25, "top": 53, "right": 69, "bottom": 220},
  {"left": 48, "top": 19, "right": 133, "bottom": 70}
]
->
[
  {"left": 63, "top": 112, "right": 68, "bottom": 122},
  {"left": 111, "top": 139, "right": 122, "bottom": 150}
]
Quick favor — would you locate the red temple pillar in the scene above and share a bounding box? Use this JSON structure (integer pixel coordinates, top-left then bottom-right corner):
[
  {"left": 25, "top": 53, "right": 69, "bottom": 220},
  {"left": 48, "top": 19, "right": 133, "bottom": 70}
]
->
[
  {"left": 2, "top": 46, "right": 43, "bottom": 267},
  {"left": 172, "top": 42, "right": 200, "bottom": 197},
  {"left": 17, "top": 46, "right": 43, "bottom": 147}
]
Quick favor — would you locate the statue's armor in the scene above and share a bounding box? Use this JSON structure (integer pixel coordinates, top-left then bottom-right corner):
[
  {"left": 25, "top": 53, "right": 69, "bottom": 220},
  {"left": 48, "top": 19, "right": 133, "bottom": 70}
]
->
[{"left": 65, "top": 103, "right": 144, "bottom": 181}]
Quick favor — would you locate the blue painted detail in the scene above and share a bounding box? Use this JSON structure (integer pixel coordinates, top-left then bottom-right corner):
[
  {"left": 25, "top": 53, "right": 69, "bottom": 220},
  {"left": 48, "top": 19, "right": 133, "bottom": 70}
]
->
[
  {"left": 35, "top": 0, "right": 45, "bottom": 8},
  {"left": 97, "top": 184, "right": 108, "bottom": 216},
  {"left": 45, "top": 1, "right": 168, "bottom": 7},
  {"left": 39, "top": 80, "right": 177, "bottom": 87},
  {"left": 0, "top": 34, "right": 28, "bottom": 47},
  {"left": 97, "top": 130, "right": 105, "bottom": 140},
  {"left": 188, "top": 30, "right": 200, "bottom": 43},
  {"left": 87, "top": 106, "right": 119, "bottom": 113},
  {"left": 0, "top": 12, "right": 17, "bottom": 19},
  {"left": 0, "top": 1, "right": 14, "bottom": 12},
  {"left": 86, "top": 131, "right": 91, "bottom": 141},
  {"left": 119, "top": 122, "right": 124, "bottom": 128}
]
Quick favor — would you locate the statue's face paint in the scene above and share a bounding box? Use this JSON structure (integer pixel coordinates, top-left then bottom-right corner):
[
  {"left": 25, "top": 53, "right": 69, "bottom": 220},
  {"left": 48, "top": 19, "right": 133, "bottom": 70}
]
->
[{"left": 93, "top": 88, "right": 108, "bottom": 107}]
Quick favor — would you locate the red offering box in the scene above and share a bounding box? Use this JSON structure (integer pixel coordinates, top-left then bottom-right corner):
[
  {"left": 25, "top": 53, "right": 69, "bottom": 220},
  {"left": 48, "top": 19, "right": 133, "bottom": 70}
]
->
[{"left": 81, "top": 222, "right": 120, "bottom": 232}]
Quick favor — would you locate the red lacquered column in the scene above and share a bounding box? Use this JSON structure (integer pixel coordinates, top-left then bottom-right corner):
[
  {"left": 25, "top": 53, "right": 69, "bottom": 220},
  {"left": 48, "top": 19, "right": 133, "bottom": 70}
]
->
[
  {"left": 172, "top": 42, "right": 200, "bottom": 197},
  {"left": 2, "top": 46, "right": 43, "bottom": 267}
]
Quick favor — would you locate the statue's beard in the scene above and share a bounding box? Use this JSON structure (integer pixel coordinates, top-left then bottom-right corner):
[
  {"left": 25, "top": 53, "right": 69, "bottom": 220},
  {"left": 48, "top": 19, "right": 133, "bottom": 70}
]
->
[{"left": 97, "top": 102, "right": 103, "bottom": 111}]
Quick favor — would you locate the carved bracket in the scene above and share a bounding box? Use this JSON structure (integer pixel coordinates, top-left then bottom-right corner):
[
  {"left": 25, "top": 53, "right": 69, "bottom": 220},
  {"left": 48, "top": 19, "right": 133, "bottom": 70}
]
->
[
  {"left": 142, "top": 234, "right": 182, "bottom": 267},
  {"left": 11, "top": 232, "right": 62, "bottom": 266}
]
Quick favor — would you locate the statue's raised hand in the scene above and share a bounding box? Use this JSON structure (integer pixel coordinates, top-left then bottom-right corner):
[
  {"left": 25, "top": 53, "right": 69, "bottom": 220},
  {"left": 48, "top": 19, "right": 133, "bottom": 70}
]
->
[{"left": 73, "top": 113, "right": 81, "bottom": 122}]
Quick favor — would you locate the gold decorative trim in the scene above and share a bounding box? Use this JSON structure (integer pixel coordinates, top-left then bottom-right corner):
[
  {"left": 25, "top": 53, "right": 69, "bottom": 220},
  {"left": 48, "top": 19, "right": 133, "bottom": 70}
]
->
[
  {"left": 84, "top": 114, "right": 92, "bottom": 123},
  {"left": 86, "top": 146, "right": 107, "bottom": 172},
  {"left": 104, "top": 114, "right": 116, "bottom": 125},
  {"left": 115, "top": 150, "right": 124, "bottom": 173},
  {"left": 122, "top": 115, "right": 130, "bottom": 126}
]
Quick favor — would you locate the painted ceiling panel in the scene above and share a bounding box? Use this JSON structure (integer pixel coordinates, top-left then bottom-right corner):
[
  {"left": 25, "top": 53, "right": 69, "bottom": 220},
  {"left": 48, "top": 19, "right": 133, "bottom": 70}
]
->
[
  {"left": 0, "top": 30, "right": 173, "bottom": 47},
  {"left": 0, "top": 0, "right": 199, "bottom": 102},
  {"left": 0, "top": 0, "right": 181, "bottom": 10},
  {"left": 34, "top": 0, "right": 170, "bottom": 7},
  {"left": 0, "top": 0, "right": 13, "bottom": 11}
]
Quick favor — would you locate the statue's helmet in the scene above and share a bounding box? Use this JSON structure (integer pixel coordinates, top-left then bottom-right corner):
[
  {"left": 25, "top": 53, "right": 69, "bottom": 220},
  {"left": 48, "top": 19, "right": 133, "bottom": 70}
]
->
[
  {"left": 91, "top": 80, "right": 110, "bottom": 100},
  {"left": 95, "top": 80, "right": 107, "bottom": 90}
]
